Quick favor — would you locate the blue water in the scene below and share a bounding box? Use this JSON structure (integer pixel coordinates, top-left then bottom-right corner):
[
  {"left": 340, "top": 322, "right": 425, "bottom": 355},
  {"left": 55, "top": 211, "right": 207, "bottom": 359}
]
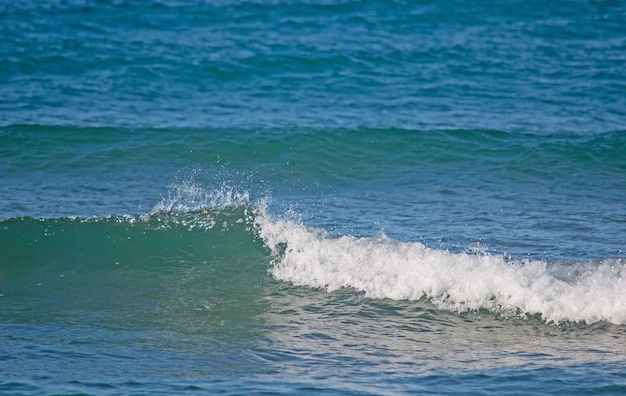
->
[{"left": 1, "top": 1, "right": 626, "bottom": 394}]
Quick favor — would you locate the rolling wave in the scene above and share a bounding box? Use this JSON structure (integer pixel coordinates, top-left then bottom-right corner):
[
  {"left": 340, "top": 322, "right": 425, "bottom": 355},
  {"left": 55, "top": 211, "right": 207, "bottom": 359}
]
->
[{"left": 3, "top": 185, "right": 623, "bottom": 325}]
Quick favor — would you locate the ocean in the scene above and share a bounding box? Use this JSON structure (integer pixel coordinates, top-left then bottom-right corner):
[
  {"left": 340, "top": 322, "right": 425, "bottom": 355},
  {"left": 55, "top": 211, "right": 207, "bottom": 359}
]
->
[{"left": 1, "top": 0, "right": 626, "bottom": 394}]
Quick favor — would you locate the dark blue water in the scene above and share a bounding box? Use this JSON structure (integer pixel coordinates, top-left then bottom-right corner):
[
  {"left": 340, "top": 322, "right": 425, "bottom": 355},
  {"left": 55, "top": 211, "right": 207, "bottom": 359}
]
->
[{"left": 1, "top": 1, "right": 625, "bottom": 394}]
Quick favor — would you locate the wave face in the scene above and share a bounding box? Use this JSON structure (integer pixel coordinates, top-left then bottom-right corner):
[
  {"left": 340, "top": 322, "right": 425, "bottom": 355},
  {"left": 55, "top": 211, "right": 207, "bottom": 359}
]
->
[{"left": 0, "top": 202, "right": 265, "bottom": 322}]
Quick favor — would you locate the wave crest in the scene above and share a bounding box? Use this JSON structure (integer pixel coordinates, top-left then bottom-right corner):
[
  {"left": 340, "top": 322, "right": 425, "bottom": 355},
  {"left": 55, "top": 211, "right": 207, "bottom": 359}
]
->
[{"left": 257, "top": 212, "right": 626, "bottom": 325}]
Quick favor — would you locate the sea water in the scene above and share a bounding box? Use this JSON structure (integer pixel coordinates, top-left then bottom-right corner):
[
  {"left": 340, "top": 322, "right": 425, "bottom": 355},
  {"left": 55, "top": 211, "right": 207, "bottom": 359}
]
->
[{"left": 1, "top": 1, "right": 626, "bottom": 394}]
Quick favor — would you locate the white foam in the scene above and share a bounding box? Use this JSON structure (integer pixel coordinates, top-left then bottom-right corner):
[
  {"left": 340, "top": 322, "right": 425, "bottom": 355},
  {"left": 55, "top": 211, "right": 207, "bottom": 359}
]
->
[{"left": 256, "top": 212, "right": 626, "bottom": 325}]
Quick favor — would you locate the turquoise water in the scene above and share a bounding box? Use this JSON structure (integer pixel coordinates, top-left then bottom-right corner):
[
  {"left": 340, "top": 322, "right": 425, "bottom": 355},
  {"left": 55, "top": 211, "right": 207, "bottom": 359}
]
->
[{"left": 2, "top": 1, "right": 626, "bottom": 394}]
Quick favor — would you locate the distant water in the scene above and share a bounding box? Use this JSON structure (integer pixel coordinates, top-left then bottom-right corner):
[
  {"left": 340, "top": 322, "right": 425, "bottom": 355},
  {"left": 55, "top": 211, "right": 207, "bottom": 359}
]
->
[{"left": 2, "top": 1, "right": 626, "bottom": 394}]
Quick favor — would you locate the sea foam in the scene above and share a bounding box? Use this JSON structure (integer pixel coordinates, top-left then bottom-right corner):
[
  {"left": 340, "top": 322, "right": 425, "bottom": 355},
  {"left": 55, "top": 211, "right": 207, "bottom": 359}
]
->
[{"left": 257, "top": 212, "right": 626, "bottom": 325}]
